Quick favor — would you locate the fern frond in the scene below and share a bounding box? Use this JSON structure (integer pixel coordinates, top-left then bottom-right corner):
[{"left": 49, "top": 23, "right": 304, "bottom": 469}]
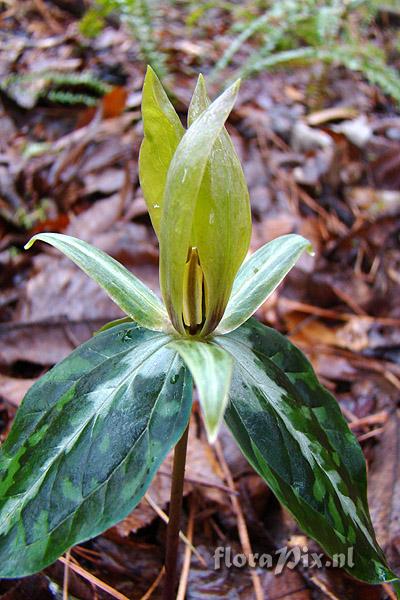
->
[
  {"left": 318, "top": 45, "right": 400, "bottom": 104},
  {"left": 46, "top": 90, "right": 99, "bottom": 106},
  {"left": 211, "top": 0, "right": 317, "bottom": 78},
  {"left": 1, "top": 70, "right": 110, "bottom": 107},
  {"left": 3, "top": 71, "right": 110, "bottom": 95},
  {"left": 211, "top": 0, "right": 400, "bottom": 106},
  {"left": 126, "top": 0, "right": 167, "bottom": 79},
  {"left": 79, "top": 0, "right": 168, "bottom": 80}
]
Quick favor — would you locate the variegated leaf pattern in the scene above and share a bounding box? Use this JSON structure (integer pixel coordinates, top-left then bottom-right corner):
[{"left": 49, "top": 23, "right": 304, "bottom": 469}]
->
[
  {"left": 217, "top": 234, "right": 312, "bottom": 334},
  {"left": 0, "top": 323, "right": 192, "bottom": 577},
  {"left": 169, "top": 339, "right": 233, "bottom": 443},
  {"left": 216, "top": 319, "right": 397, "bottom": 584},
  {"left": 25, "top": 233, "right": 170, "bottom": 332}
]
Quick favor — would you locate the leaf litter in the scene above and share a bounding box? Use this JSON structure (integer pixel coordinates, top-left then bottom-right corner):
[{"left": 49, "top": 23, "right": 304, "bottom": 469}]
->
[{"left": 0, "top": 1, "right": 400, "bottom": 598}]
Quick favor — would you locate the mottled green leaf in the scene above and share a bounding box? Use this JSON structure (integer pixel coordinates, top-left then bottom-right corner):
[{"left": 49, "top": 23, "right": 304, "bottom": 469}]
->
[
  {"left": 0, "top": 323, "right": 192, "bottom": 577},
  {"left": 139, "top": 66, "right": 185, "bottom": 236},
  {"left": 216, "top": 319, "right": 397, "bottom": 584},
  {"left": 187, "top": 75, "right": 251, "bottom": 336},
  {"left": 218, "top": 234, "right": 312, "bottom": 334},
  {"left": 25, "top": 233, "right": 170, "bottom": 332},
  {"left": 159, "top": 79, "right": 241, "bottom": 335},
  {"left": 169, "top": 338, "right": 233, "bottom": 443}
]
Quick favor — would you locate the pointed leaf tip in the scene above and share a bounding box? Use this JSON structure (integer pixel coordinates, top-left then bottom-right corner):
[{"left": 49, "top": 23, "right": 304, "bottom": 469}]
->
[
  {"left": 24, "top": 236, "right": 36, "bottom": 250},
  {"left": 23, "top": 232, "right": 170, "bottom": 332},
  {"left": 139, "top": 66, "right": 184, "bottom": 237},
  {"left": 218, "top": 234, "right": 311, "bottom": 334},
  {"left": 169, "top": 339, "right": 233, "bottom": 443}
]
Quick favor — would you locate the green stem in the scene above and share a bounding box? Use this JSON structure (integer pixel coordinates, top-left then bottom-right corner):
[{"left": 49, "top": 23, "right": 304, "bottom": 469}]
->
[{"left": 163, "top": 423, "right": 189, "bottom": 600}]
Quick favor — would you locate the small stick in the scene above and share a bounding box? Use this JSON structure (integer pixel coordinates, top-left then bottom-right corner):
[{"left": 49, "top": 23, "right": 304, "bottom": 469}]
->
[
  {"left": 279, "top": 298, "right": 400, "bottom": 327},
  {"left": 310, "top": 575, "right": 341, "bottom": 600},
  {"left": 62, "top": 550, "right": 71, "bottom": 600},
  {"left": 58, "top": 556, "right": 129, "bottom": 600},
  {"left": 176, "top": 497, "right": 197, "bottom": 600},
  {"left": 157, "top": 469, "right": 239, "bottom": 495},
  {"left": 139, "top": 567, "right": 165, "bottom": 600},
  {"left": 357, "top": 427, "right": 384, "bottom": 442},
  {"left": 214, "top": 440, "right": 264, "bottom": 600},
  {"left": 383, "top": 582, "right": 398, "bottom": 600},
  {"left": 348, "top": 411, "right": 388, "bottom": 430},
  {"left": 145, "top": 493, "right": 205, "bottom": 565}
]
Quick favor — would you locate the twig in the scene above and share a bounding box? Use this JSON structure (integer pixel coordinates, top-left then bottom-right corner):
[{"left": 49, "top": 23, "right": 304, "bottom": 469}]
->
[
  {"left": 341, "top": 406, "right": 358, "bottom": 423},
  {"left": 62, "top": 550, "right": 71, "bottom": 600},
  {"left": 176, "top": 496, "right": 197, "bottom": 600},
  {"left": 279, "top": 298, "right": 400, "bottom": 326},
  {"left": 144, "top": 493, "right": 206, "bottom": 566},
  {"left": 157, "top": 468, "right": 239, "bottom": 495},
  {"left": 293, "top": 341, "right": 400, "bottom": 379},
  {"left": 310, "top": 575, "right": 341, "bottom": 600},
  {"left": 294, "top": 182, "right": 348, "bottom": 236},
  {"left": 214, "top": 440, "right": 264, "bottom": 600},
  {"left": 33, "top": 0, "right": 63, "bottom": 34},
  {"left": 382, "top": 582, "right": 398, "bottom": 600},
  {"left": 58, "top": 556, "right": 130, "bottom": 600},
  {"left": 72, "top": 545, "right": 101, "bottom": 560},
  {"left": 384, "top": 370, "right": 400, "bottom": 391},
  {"left": 329, "top": 285, "right": 367, "bottom": 317},
  {"left": 139, "top": 567, "right": 165, "bottom": 600},
  {"left": 357, "top": 427, "right": 384, "bottom": 442},
  {"left": 348, "top": 411, "right": 388, "bottom": 430}
]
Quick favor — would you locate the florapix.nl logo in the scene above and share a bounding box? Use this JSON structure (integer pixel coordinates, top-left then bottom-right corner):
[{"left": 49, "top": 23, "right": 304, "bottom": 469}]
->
[{"left": 214, "top": 545, "right": 355, "bottom": 575}]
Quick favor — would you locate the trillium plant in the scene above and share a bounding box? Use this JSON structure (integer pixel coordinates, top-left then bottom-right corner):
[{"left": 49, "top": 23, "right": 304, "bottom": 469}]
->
[{"left": 0, "top": 66, "right": 397, "bottom": 597}]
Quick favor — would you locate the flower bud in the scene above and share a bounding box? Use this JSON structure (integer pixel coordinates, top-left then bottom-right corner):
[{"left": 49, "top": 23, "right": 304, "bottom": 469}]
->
[{"left": 139, "top": 67, "right": 251, "bottom": 337}]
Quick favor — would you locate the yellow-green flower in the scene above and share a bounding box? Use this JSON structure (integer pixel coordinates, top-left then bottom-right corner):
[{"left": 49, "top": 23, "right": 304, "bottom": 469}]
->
[{"left": 139, "top": 67, "right": 251, "bottom": 337}]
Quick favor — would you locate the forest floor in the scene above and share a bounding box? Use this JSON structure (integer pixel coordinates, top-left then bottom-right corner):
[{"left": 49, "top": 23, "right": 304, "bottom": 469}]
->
[{"left": 1, "top": 2, "right": 400, "bottom": 599}]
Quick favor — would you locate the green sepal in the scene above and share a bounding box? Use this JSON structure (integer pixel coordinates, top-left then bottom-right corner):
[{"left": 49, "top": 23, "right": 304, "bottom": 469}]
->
[
  {"left": 217, "top": 234, "right": 312, "bottom": 334},
  {"left": 0, "top": 323, "right": 192, "bottom": 577},
  {"left": 139, "top": 66, "right": 185, "bottom": 237},
  {"left": 169, "top": 338, "right": 233, "bottom": 443},
  {"left": 216, "top": 319, "right": 397, "bottom": 584},
  {"left": 25, "top": 233, "right": 170, "bottom": 332},
  {"left": 159, "top": 78, "right": 243, "bottom": 335}
]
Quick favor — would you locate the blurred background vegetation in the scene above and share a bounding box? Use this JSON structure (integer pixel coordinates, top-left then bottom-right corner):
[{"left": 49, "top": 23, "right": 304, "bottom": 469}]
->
[{"left": 77, "top": 0, "right": 400, "bottom": 102}]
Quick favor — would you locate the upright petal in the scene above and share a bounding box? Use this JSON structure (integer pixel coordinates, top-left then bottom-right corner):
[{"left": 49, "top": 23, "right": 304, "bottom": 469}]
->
[
  {"left": 188, "top": 75, "right": 251, "bottom": 336},
  {"left": 139, "top": 66, "right": 184, "bottom": 236},
  {"left": 159, "top": 79, "right": 242, "bottom": 335}
]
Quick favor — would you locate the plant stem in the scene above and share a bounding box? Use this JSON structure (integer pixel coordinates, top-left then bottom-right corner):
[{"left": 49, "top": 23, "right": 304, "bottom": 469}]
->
[{"left": 163, "top": 423, "right": 190, "bottom": 600}]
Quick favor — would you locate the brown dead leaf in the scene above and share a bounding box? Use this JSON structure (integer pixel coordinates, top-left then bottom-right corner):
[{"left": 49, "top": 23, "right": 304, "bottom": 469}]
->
[
  {"left": 83, "top": 169, "right": 126, "bottom": 197},
  {"left": 186, "top": 544, "right": 311, "bottom": 600},
  {"left": 285, "top": 313, "right": 371, "bottom": 353},
  {"left": 0, "top": 319, "right": 104, "bottom": 367},
  {"left": 0, "top": 375, "right": 36, "bottom": 406},
  {"left": 65, "top": 194, "right": 125, "bottom": 240},
  {"left": 371, "top": 146, "right": 400, "bottom": 190},
  {"left": 77, "top": 87, "right": 128, "bottom": 128},
  {"left": 17, "top": 258, "right": 122, "bottom": 323},
  {"left": 306, "top": 106, "right": 359, "bottom": 126},
  {"left": 0, "top": 573, "right": 55, "bottom": 600},
  {"left": 368, "top": 411, "right": 400, "bottom": 573}
]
